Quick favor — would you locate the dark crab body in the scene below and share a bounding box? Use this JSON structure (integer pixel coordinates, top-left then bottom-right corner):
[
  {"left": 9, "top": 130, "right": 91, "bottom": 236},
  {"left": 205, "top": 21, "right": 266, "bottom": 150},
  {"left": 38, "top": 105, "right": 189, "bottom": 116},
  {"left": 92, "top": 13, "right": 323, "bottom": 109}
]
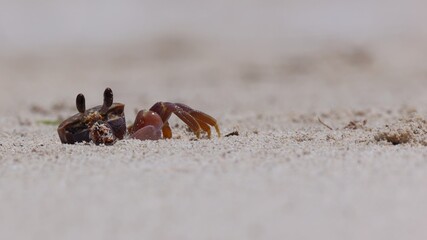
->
[
  {"left": 57, "top": 88, "right": 126, "bottom": 145},
  {"left": 58, "top": 88, "right": 220, "bottom": 145}
]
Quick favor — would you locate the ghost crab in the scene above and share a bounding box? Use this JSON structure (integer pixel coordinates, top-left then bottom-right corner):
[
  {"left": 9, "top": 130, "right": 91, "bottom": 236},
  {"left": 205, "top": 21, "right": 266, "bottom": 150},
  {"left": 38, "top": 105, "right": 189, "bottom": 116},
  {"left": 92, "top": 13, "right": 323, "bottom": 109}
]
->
[{"left": 57, "top": 88, "right": 220, "bottom": 145}]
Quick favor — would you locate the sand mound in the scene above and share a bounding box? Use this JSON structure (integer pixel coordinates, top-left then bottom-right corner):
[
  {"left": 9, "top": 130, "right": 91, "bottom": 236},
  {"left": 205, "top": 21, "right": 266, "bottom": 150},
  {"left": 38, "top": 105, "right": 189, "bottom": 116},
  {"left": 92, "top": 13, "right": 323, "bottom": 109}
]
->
[{"left": 375, "top": 117, "right": 427, "bottom": 145}]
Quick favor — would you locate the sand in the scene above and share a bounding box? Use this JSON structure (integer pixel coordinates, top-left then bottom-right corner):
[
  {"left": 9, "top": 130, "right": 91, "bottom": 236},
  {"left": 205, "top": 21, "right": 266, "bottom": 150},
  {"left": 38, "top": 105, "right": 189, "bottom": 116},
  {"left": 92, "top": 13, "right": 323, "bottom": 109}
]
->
[
  {"left": 2, "top": 5, "right": 427, "bottom": 237},
  {"left": 1, "top": 39, "right": 427, "bottom": 240}
]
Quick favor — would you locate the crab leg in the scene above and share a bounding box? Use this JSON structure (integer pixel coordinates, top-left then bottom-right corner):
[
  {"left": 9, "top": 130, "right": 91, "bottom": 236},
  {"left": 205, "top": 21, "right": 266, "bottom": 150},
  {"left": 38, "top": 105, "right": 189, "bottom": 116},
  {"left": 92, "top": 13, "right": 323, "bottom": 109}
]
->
[
  {"left": 175, "top": 103, "right": 221, "bottom": 138},
  {"left": 162, "top": 121, "right": 172, "bottom": 139},
  {"left": 172, "top": 107, "right": 201, "bottom": 138},
  {"left": 195, "top": 120, "right": 212, "bottom": 138},
  {"left": 150, "top": 102, "right": 202, "bottom": 138},
  {"left": 149, "top": 102, "right": 173, "bottom": 122}
]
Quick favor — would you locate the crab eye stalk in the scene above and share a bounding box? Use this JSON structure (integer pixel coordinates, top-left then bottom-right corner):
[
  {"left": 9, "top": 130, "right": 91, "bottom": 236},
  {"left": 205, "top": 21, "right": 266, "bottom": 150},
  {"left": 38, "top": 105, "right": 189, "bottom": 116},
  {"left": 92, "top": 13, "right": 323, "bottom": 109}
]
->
[
  {"left": 76, "top": 93, "right": 86, "bottom": 113},
  {"left": 101, "top": 87, "right": 113, "bottom": 113},
  {"left": 104, "top": 87, "right": 113, "bottom": 107}
]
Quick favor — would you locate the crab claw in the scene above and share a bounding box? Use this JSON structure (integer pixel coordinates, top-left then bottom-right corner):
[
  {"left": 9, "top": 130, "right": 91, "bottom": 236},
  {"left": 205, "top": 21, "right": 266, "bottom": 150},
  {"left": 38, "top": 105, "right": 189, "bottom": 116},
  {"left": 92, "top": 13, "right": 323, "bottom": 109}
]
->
[
  {"left": 131, "top": 125, "right": 162, "bottom": 140},
  {"left": 129, "top": 110, "right": 163, "bottom": 140}
]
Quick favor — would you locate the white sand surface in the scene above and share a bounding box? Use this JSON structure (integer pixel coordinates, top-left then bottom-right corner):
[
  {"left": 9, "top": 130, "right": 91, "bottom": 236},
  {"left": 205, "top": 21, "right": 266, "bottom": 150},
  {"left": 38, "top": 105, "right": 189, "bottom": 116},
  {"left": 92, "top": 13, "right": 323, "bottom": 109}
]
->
[{"left": 1, "top": 1, "right": 427, "bottom": 240}]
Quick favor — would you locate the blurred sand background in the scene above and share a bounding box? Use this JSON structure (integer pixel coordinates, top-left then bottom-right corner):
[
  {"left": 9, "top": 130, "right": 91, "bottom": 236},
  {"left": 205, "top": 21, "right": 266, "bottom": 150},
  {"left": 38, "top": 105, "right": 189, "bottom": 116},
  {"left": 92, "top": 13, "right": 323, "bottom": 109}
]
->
[{"left": 1, "top": 1, "right": 427, "bottom": 239}]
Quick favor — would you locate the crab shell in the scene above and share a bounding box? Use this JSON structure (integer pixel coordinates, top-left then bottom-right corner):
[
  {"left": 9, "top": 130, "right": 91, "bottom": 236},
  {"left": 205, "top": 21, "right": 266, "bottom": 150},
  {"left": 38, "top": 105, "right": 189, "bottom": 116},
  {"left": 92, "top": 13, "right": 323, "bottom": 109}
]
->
[{"left": 57, "top": 103, "right": 126, "bottom": 144}]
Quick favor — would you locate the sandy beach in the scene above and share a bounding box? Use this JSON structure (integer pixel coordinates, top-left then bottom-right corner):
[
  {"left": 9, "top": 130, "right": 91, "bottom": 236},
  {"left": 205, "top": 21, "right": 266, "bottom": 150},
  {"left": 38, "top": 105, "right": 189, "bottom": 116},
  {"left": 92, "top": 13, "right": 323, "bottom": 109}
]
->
[{"left": 1, "top": 1, "right": 427, "bottom": 239}]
